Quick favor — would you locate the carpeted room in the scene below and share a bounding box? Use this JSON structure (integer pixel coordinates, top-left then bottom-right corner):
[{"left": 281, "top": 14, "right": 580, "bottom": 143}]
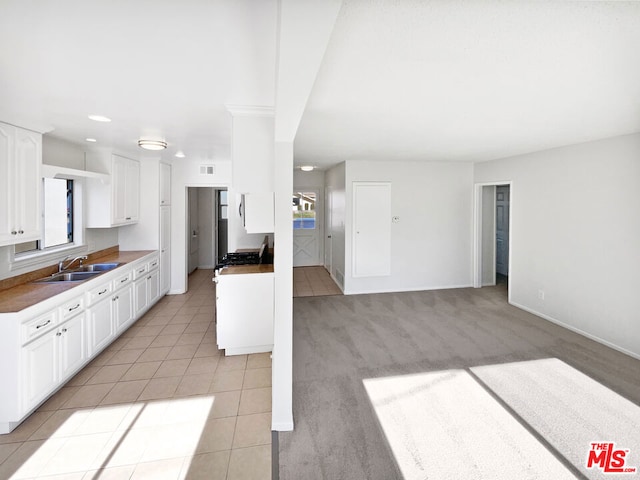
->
[{"left": 278, "top": 286, "right": 640, "bottom": 479}]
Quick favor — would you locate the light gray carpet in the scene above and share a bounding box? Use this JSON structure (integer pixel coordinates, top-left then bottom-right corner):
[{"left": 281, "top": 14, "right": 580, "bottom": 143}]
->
[{"left": 279, "top": 286, "right": 640, "bottom": 480}]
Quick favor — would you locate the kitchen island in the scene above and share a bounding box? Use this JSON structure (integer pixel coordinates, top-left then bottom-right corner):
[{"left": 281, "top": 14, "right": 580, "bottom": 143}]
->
[{"left": 214, "top": 261, "right": 274, "bottom": 356}]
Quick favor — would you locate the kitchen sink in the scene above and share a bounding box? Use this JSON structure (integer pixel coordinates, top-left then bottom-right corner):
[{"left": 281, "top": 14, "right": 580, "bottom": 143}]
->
[
  {"left": 75, "top": 262, "right": 123, "bottom": 272},
  {"left": 34, "top": 271, "right": 103, "bottom": 283}
]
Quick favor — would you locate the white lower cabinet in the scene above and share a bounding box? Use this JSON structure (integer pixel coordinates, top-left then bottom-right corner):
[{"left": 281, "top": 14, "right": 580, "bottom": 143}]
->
[
  {"left": 22, "top": 312, "right": 85, "bottom": 412},
  {"left": 113, "top": 284, "right": 133, "bottom": 332},
  {"left": 23, "top": 329, "right": 57, "bottom": 410},
  {"left": 87, "top": 297, "right": 113, "bottom": 357},
  {"left": 0, "top": 251, "right": 163, "bottom": 434},
  {"left": 215, "top": 271, "right": 274, "bottom": 355},
  {"left": 134, "top": 257, "right": 159, "bottom": 317}
]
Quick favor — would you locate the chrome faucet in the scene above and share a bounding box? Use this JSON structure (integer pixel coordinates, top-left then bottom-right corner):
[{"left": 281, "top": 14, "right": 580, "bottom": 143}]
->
[{"left": 58, "top": 255, "right": 88, "bottom": 273}]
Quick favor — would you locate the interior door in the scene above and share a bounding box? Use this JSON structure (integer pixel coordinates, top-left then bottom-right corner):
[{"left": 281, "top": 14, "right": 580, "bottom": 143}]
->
[
  {"left": 495, "top": 185, "right": 510, "bottom": 276},
  {"left": 293, "top": 190, "right": 322, "bottom": 266},
  {"left": 353, "top": 182, "right": 391, "bottom": 277}
]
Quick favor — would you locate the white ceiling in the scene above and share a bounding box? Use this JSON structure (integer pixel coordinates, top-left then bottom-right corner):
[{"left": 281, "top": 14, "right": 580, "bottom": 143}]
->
[
  {"left": 2, "top": 1, "right": 640, "bottom": 170},
  {"left": 0, "top": 0, "right": 277, "bottom": 162},
  {"left": 295, "top": 0, "right": 640, "bottom": 169}
]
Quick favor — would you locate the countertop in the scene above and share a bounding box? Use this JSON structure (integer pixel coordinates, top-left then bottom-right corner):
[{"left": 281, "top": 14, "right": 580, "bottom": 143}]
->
[
  {"left": 0, "top": 250, "right": 154, "bottom": 314},
  {"left": 219, "top": 264, "right": 274, "bottom": 275}
]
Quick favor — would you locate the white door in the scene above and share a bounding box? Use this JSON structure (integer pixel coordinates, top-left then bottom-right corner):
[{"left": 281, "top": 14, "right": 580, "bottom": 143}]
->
[
  {"left": 353, "top": 182, "right": 391, "bottom": 277},
  {"left": 496, "top": 185, "right": 510, "bottom": 276},
  {"left": 324, "top": 186, "right": 333, "bottom": 275},
  {"left": 59, "top": 314, "right": 86, "bottom": 381},
  {"left": 293, "top": 190, "right": 322, "bottom": 266}
]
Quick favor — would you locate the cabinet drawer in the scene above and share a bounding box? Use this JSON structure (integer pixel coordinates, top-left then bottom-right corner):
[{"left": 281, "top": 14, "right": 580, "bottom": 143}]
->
[
  {"left": 132, "top": 263, "right": 148, "bottom": 280},
  {"left": 86, "top": 281, "right": 113, "bottom": 306},
  {"left": 147, "top": 256, "right": 159, "bottom": 271},
  {"left": 22, "top": 311, "right": 58, "bottom": 344},
  {"left": 60, "top": 298, "right": 84, "bottom": 321},
  {"left": 113, "top": 270, "right": 133, "bottom": 290}
]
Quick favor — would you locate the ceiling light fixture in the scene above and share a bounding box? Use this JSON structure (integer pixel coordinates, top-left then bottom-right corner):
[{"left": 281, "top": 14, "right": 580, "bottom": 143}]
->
[
  {"left": 138, "top": 139, "right": 167, "bottom": 151},
  {"left": 85, "top": 138, "right": 97, "bottom": 143},
  {"left": 175, "top": 151, "right": 186, "bottom": 158},
  {"left": 88, "top": 114, "right": 111, "bottom": 122},
  {"left": 300, "top": 165, "right": 314, "bottom": 172}
]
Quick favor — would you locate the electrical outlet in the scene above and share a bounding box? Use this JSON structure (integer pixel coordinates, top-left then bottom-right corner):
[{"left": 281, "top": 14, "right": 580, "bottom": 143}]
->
[{"left": 538, "top": 290, "right": 545, "bottom": 300}]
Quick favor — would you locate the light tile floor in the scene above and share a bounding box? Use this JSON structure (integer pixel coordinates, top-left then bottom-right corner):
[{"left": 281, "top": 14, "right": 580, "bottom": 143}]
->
[
  {"left": 293, "top": 266, "right": 342, "bottom": 297},
  {"left": 0, "top": 269, "right": 272, "bottom": 480}
]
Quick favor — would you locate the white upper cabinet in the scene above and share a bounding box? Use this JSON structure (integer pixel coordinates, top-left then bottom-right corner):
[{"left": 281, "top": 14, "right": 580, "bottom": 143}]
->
[
  {"left": 160, "top": 162, "right": 171, "bottom": 206},
  {"left": 86, "top": 153, "right": 140, "bottom": 227},
  {"left": 0, "top": 122, "right": 42, "bottom": 246}
]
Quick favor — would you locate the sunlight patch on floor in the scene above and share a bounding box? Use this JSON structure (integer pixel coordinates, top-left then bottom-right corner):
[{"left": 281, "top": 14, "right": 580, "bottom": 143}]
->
[
  {"left": 363, "top": 367, "right": 575, "bottom": 480},
  {"left": 10, "top": 396, "right": 215, "bottom": 479}
]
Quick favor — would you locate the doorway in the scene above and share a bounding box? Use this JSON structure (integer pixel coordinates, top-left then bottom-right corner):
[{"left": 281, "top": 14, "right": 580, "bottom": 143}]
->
[
  {"left": 473, "top": 182, "right": 512, "bottom": 297},
  {"left": 495, "top": 185, "right": 510, "bottom": 285},
  {"left": 293, "top": 190, "right": 323, "bottom": 267},
  {"left": 186, "top": 187, "right": 228, "bottom": 282}
]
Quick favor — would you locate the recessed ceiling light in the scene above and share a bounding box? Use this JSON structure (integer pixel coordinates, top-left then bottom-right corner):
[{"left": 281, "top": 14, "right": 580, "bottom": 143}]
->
[
  {"left": 300, "top": 165, "right": 314, "bottom": 172},
  {"left": 175, "top": 151, "right": 186, "bottom": 158},
  {"left": 138, "top": 139, "right": 167, "bottom": 151},
  {"left": 88, "top": 114, "right": 111, "bottom": 122},
  {"left": 85, "top": 138, "right": 97, "bottom": 142}
]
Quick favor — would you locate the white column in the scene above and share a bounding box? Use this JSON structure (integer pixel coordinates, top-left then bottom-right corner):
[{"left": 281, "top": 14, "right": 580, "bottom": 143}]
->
[{"left": 272, "top": 141, "right": 294, "bottom": 430}]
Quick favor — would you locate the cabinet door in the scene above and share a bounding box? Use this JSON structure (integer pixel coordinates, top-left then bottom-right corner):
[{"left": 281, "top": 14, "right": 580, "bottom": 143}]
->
[
  {"left": 125, "top": 159, "right": 140, "bottom": 222},
  {"left": 59, "top": 314, "right": 86, "bottom": 381},
  {"left": 147, "top": 269, "right": 160, "bottom": 305},
  {"left": 111, "top": 155, "right": 127, "bottom": 224},
  {"left": 87, "top": 298, "right": 114, "bottom": 356},
  {"left": 243, "top": 193, "right": 274, "bottom": 233},
  {"left": 160, "top": 206, "right": 171, "bottom": 293},
  {"left": 0, "top": 123, "right": 14, "bottom": 244},
  {"left": 134, "top": 278, "right": 148, "bottom": 317},
  {"left": 14, "top": 128, "right": 41, "bottom": 242},
  {"left": 114, "top": 285, "right": 133, "bottom": 332},
  {"left": 160, "top": 162, "right": 171, "bottom": 206},
  {"left": 23, "top": 331, "right": 57, "bottom": 410}
]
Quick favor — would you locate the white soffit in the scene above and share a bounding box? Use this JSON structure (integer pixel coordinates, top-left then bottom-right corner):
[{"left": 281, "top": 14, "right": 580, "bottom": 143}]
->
[{"left": 295, "top": 0, "right": 640, "bottom": 168}]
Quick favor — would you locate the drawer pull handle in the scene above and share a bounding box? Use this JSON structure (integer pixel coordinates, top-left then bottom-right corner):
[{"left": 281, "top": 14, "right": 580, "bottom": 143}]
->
[
  {"left": 11, "top": 230, "right": 17, "bottom": 235},
  {"left": 56, "top": 332, "right": 62, "bottom": 337},
  {"left": 36, "top": 320, "right": 51, "bottom": 329},
  {"left": 18, "top": 230, "right": 24, "bottom": 234},
  {"left": 98, "top": 288, "right": 108, "bottom": 295},
  {"left": 68, "top": 304, "right": 80, "bottom": 312},
  {"left": 120, "top": 277, "right": 128, "bottom": 283},
  {"left": 138, "top": 269, "right": 145, "bottom": 273},
  {"left": 126, "top": 217, "right": 132, "bottom": 220},
  {"left": 62, "top": 328, "right": 67, "bottom": 333},
  {"left": 147, "top": 276, "right": 151, "bottom": 280}
]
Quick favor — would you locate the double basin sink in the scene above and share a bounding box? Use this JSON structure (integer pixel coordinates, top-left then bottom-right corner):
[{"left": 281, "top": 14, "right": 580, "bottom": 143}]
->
[{"left": 33, "top": 263, "right": 123, "bottom": 283}]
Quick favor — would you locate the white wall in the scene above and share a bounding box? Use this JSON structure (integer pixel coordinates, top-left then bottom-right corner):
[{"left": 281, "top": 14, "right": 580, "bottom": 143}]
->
[
  {"left": 325, "top": 162, "right": 346, "bottom": 287},
  {"left": 344, "top": 160, "right": 473, "bottom": 295},
  {"left": 474, "top": 133, "right": 640, "bottom": 359}
]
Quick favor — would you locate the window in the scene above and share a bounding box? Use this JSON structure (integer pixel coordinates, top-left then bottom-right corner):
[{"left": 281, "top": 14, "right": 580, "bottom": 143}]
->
[
  {"left": 293, "top": 192, "right": 316, "bottom": 229},
  {"left": 15, "top": 178, "right": 74, "bottom": 254}
]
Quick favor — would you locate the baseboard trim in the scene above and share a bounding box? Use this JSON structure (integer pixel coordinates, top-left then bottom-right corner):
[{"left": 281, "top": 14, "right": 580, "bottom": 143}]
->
[
  {"left": 344, "top": 284, "right": 473, "bottom": 296},
  {"left": 510, "top": 301, "right": 640, "bottom": 361},
  {"left": 271, "top": 420, "right": 294, "bottom": 431}
]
